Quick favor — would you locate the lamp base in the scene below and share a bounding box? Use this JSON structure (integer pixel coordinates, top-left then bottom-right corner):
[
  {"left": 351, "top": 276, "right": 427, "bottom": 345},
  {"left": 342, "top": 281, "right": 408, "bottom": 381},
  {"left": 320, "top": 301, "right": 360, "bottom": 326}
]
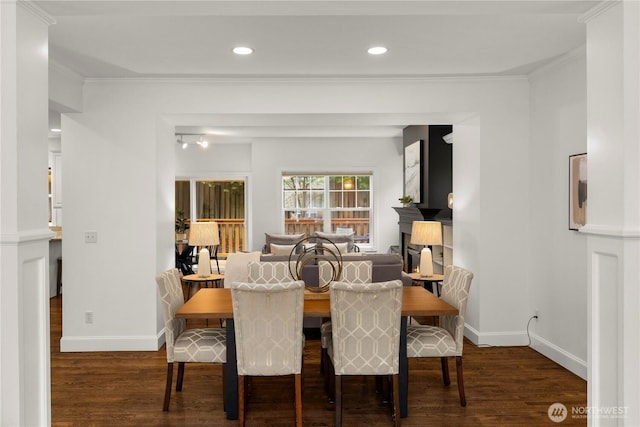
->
[
  {"left": 197, "top": 247, "right": 211, "bottom": 277},
  {"left": 419, "top": 247, "right": 434, "bottom": 277}
]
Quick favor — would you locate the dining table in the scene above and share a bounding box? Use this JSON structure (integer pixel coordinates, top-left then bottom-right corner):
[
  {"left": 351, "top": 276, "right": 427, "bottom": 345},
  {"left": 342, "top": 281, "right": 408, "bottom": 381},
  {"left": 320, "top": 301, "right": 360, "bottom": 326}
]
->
[{"left": 176, "top": 285, "right": 458, "bottom": 419}]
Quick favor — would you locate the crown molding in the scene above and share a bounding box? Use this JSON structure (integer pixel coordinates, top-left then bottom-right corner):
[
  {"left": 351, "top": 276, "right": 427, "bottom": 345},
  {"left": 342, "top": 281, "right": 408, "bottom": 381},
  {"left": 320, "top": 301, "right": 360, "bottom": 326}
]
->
[
  {"left": 17, "top": 0, "right": 55, "bottom": 25},
  {"left": 528, "top": 45, "right": 586, "bottom": 81},
  {"left": 49, "top": 58, "right": 85, "bottom": 82},
  {"left": 84, "top": 74, "right": 528, "bottom": 86},
  {"left": 578, "top": 0, "right": 619, "bottom": 23}
]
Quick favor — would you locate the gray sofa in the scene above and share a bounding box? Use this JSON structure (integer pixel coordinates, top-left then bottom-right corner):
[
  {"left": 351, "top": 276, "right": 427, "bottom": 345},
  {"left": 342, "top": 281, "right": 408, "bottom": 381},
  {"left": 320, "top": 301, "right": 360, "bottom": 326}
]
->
[{"left": 259, "top": 253, "right": 412, "bottom": 287}]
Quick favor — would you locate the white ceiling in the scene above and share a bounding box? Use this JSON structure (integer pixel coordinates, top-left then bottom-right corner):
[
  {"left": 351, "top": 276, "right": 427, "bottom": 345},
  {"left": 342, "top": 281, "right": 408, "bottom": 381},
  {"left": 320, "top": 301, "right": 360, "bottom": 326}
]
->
[{"left": 39, "top": 0, "right": 596, "bottom": 140}]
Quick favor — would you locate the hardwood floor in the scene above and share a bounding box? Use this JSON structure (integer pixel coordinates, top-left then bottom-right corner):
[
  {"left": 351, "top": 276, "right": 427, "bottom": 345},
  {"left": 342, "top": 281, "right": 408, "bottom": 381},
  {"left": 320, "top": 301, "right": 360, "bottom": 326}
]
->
[{"left": 50, "top": 296, "right": 586, "bottom": 426}]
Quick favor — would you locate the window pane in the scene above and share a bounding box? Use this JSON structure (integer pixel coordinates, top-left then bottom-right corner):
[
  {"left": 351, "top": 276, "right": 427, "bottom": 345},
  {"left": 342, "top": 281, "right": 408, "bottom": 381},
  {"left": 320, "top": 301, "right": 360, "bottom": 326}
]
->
[
  {"left": 196, "top": 180, "right": 244, "bottom": 220},
  {"left": 329, "top": 191, "right": 342, "bottom": 208},
  {"left": 331, "top": 211, "right": 370, "bottom": 243},
  {"left": 329, "top": 176, "right": 342, "bottom": 190},
  {"left": 175, "top": 180, "right": 191, "bottom": 218},
  {"left": 343, "top": 176, "right": 356, "bottom": 191},
  {"left": 357, "top": 176, "right": 370, "bottom": 190},
  {"left": 310, "top": 176, "right": 324, "bottom": 189},
  {"left": 343, "top": 191, "right": 356, "bottom": 208},
  {"left": 356, "top": 190, "right": 370, "bottom": 208},
  {"left": 310, "top": 190, "right": 324, "bottom": 208},
  {"left": 283, "top": 174, "right": 372, "bottom": 245}
]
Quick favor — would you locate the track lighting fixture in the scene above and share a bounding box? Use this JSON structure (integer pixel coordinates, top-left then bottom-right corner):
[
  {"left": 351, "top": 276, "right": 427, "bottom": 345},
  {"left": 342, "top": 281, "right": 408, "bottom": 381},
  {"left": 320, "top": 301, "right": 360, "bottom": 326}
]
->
[{"left": 176, "top": 133, "right": 210, "bottom": 149}]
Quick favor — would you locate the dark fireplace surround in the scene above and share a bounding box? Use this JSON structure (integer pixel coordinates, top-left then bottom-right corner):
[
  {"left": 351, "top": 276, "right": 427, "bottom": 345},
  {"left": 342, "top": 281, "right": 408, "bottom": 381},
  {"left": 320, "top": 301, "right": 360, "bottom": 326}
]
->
[{"left": 395, "top": 125, "right": 453, "bottom": 273}]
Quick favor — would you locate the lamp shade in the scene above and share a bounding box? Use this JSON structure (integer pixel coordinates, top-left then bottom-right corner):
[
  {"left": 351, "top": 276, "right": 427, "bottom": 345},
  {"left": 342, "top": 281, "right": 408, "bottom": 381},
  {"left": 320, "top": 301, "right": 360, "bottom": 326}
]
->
[
  {"left": 188, "top": 222, "right": 220, "bottom": 246},
  {"left": 409, "top": 221, "right": 442, "bottom": 246}
]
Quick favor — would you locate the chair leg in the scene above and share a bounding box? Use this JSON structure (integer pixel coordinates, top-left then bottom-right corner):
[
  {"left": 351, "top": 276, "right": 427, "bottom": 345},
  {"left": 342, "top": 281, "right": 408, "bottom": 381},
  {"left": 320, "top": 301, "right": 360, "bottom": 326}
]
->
[
  {"left": 163, "top": 363, "right": 173, "bottom": 411},
  {"left": 456, "top": 356, "right": 467, "bottom": 407},
  {"left": 238, "top": 375, "right": 246, "bottom": 427},
  {"left": 176, "top": 362, "right": 185, "bottom": 391},
  {"left": 441, "top": 357, "right": 451, "bottom": 386},
  {"left": 294, "top": 373, "right": 303, "bottom": 427},
  {"left": 327, "top": 359, "right": 336, "bottom": 403},
  {"left": 335, "top": 375, "right": 343, "bottom": 427},
  {"left": 391, "top": 374, "right": 401, "bottom": 427}
]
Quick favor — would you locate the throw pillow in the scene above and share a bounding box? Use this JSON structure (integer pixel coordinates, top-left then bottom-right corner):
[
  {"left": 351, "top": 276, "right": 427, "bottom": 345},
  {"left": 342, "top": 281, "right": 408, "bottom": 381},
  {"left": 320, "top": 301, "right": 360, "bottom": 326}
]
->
[
  {"left": 270, "top": 243, "right": 296, "bottom": 256},
  {"left": 314, "top": 231, "right": 355, "bottom": 253},
  {"left": 265, "top": 233, "right": 305, "bottom": 254}
]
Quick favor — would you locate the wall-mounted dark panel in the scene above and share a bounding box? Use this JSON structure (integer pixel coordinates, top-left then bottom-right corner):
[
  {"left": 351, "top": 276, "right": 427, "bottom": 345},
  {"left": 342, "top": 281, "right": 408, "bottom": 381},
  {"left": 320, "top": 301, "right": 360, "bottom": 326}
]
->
[{"left": 402, "top": 124, "right": 452, "bottom": 219}]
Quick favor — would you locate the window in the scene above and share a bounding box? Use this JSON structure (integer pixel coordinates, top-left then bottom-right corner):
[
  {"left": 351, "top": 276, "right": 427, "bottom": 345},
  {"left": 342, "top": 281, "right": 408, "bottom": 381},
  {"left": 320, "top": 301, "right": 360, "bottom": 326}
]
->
[
  {"left": 282, "top": 174, "right": 372, "bottom": 245},
  {"left": 175, "top": 179, "right": 246, "bottom": 253}
]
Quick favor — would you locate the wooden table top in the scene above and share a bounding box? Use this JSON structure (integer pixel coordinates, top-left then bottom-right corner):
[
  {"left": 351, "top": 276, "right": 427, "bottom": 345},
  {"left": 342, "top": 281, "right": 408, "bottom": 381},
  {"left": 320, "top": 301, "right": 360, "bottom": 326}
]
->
[
  {"left": 406, "top": 272, "right": 444, "bottom": 282},
  {"left": 176, "top": 286, "right": 458, "bottom": 320}
]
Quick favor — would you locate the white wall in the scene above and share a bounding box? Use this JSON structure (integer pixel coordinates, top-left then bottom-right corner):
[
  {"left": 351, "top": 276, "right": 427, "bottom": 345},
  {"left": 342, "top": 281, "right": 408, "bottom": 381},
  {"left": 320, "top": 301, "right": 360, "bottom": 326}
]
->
[
  {"left": 528, "top": 48, "right": 588, "bottom": 378},
  {"left": 60, "top": 77, "right": 537, "bottom": 360},
  {"left": 582, "top": 2, "right": 640, "bottom": 425},
  {"left": 0, "top": 3, "right": 53, "bottom": 425},
  {"left": 251, "top": 137, "right": 401, "bottom": 253}
]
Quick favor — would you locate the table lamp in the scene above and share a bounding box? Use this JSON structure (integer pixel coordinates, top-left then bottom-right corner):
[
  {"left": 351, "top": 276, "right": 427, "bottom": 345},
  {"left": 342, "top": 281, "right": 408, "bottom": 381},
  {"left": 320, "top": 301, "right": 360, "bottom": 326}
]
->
[
  {"left": 188, "top": 222, "right": 220, "bottom": 277},
  {"left": 410, "top": 221, "right": 442, "bottom": 277}
]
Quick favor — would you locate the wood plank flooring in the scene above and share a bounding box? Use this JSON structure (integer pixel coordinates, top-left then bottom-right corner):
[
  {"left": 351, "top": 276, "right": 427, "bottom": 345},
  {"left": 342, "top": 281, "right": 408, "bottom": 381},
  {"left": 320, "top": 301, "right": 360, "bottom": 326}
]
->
[{"left": 50, "top": 296, "right": 586, "bottom": 426}]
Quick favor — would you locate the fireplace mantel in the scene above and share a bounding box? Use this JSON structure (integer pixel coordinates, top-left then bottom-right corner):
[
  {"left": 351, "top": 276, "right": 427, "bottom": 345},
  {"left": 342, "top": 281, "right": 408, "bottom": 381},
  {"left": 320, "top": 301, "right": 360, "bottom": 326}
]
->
[{"left": 393, "top": 206, "right": 451, "bottom": 272}]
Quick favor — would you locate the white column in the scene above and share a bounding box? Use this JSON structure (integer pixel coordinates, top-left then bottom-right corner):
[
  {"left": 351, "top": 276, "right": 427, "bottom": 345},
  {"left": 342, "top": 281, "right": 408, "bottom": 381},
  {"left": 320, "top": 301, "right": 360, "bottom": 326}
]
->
[
  {"left": 0, "top": 2, "right": 54, "bottom": 426},
  {"left": 582, "top": 2, "right": 640, "bottom": 426}
]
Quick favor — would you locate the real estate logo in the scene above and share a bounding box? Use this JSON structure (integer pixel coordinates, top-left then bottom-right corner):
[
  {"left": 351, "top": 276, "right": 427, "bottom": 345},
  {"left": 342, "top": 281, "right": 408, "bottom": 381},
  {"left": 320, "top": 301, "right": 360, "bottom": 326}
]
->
[{"left": 548, "top": 403, "right": 568, "bottom": 423}]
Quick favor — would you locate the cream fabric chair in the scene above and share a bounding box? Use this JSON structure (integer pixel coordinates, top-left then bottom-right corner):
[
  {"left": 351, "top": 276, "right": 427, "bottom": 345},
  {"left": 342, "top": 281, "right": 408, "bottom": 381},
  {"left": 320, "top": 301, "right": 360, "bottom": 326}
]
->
[
  {"left": 222, "top": 251, "right": 261, "bottom": 288},
  {"left": 318, "top": 260, "right": 372, "bottom": 380},
  {"left": 230, "top": 280, "right": 305, "bottom": 427},
  {"left": 155, "top": 268, "right": 226, "bottom": 411},
  {"left": 247, "top": 261, "right": 296, "bottom": 283},
  {"left": 406, "top": 265, "right": 474, "bottom": 406},
  {"left": 327, "top": 279, "right": 403, "bottom": 427}
]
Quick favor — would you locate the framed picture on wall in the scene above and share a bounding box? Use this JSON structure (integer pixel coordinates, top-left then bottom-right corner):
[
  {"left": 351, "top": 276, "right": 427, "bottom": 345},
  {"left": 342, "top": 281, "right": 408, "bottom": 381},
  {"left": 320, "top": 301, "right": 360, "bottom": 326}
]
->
[
  {"left": 404, "top": 140, "right": 421, "bottom": 203},
  {"left": 569, "top": 153, "right": 587, "bottom": 230}
]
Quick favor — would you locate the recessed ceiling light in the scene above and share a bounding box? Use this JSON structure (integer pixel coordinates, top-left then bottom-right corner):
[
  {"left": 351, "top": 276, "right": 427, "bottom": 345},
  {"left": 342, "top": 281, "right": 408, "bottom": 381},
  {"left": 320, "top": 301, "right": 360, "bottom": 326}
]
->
[
  {"left": 233, "top": 47, "right": 253, "bottom": 55},
  {"left": 50, "top": 128, "right": 61, "bottom": 133},
  {"left": 368, "top": 46, "right": 388, "bottom": 55}
]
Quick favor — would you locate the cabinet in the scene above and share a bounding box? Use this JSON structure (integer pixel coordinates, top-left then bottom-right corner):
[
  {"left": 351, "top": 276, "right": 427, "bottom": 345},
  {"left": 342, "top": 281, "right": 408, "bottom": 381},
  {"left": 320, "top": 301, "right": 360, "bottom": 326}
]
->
[{"left": 432, "top": 222, "right": 453, "bottom": 274}]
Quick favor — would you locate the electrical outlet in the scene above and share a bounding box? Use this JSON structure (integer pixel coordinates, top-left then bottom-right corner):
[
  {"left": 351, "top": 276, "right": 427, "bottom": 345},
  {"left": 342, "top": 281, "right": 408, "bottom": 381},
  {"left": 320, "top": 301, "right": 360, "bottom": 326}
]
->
[
  {"left": 85, "top": 311, "right": 93, "bottom": 324},
  {"left": 84, "top": 231, "right": 98, "bottom": 244}
]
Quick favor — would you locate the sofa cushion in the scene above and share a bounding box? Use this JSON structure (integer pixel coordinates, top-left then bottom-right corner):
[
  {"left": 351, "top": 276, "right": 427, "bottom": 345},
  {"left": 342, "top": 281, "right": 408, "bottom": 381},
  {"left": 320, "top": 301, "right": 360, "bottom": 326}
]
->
[
  {"left": 313, "top": 231, "right": 355, "bottom": 253},
  {"left": 270, "top": 243, "right": 296, "bottom": 256},
  {"left": 264, "top": 233, "right": 305, "bottom": 254}
]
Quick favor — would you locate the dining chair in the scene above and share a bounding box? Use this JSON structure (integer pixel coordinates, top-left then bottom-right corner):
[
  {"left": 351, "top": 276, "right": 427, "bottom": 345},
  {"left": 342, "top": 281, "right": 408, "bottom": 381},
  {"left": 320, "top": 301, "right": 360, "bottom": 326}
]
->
[
  {"left": 326, "top": 279, "right": 403, "bottom": 427},
  {"left": 406, "top": 265, "right": 474, "bottom": 406},
  {"left": 155, "top": 268, "right": 227, "bottom": 411},
  {"left": 222, "top": 251, "right": 262, "bottom": 287},
  {"left": 230, "top": 280, "right": 306, "bottom": 427},
  {"left": 318, "top": 260, "right": 372, "bottom": 381},
  {"left": 247, "top": 261, "right": 296, "bottom": 283}
]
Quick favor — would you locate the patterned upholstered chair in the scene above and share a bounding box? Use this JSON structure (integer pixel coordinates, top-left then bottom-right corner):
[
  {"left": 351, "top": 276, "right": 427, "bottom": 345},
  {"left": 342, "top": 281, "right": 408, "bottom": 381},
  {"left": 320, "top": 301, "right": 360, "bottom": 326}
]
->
[
  {"left": 327, "top": 279, "right": 403, "bottom": 427},
  {"left": 318, "top": 260, "right": 372, "bottom": 380},
  {"left": 406, "top": 265, "right": 474, "bottom": 406},
  {"left": 230, "top": 280, "right": 306, "bottom": 427},
  {"left": 155, "top": 268, "right": 227, "bottom": 411},
  {"left": 222, "top": 251, "right": 262, "bottom": 288},
  {"left": 247, "top": 261, "right": 296, "bottom": 283}
]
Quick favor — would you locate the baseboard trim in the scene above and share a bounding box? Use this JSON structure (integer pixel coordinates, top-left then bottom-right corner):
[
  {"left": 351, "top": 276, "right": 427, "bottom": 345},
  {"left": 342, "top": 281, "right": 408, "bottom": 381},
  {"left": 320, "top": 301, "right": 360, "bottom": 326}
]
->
[
  {"left": 464, "top": 324, "right": 587, "bottom": 380},
  {"left": 60, "top": 334, "right": 162, "bottom": 352},
  {"left": 464, "top": 324, "right": 530, "bottom": 346},
  {"left": 530, "top": 334, "right": 587, "bottom": 380}
]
